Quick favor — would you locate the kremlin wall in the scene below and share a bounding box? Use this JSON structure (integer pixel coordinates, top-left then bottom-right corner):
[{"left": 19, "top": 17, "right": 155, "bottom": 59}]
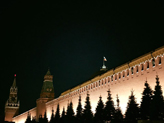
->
[{"left": 6, "top": 46, "right": 164, "bottom": 123}]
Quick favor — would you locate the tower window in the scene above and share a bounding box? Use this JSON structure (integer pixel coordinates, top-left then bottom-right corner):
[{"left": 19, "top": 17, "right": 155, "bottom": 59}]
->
[
  {"left": 102, "top": 80, "right": 103, "bottom": 85},
  {"left": 115, "top": 74, "right": 117, "bottom": 80},
  {"left": 119, "top": 73, "right": 121, "bottom": 79},
  {"left": 111, "top": 76, "right": 113, "bottom": 81},
  {"left": 99, "top": 81, "right": 100, "bottom": 86},
  {"left": 108, "top": 77, "right": 110, "bottom": 83},
  {"left": 131, "top": 67, "right": 133, "bottom": 74},
  {"left": 159, "top": 57, "right": 161, "bottom": 64},
  {"left": 105, "top": 79, "right": 106, "bottom": 84}
]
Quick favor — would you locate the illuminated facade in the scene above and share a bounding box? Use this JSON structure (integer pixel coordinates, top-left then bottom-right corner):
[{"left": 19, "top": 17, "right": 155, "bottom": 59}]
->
[
  {"left": 5, "top": 74, "right": 19, "bottom": 121},
  {"left": 7, "top": 46, "right": 164, "bottom": 123}
]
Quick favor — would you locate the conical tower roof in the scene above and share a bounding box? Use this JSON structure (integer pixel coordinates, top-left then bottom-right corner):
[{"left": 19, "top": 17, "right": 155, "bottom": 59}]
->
[{"left": 46, "top": 69, "right": 51, "bottom": 75}]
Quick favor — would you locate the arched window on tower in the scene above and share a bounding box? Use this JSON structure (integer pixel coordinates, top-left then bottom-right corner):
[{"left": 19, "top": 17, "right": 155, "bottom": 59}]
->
[
  {"left": 159, "top": 57, "right": 161, "bottom": 65},
  {"left": 105, "top": 79, "right": 106, "bottom": 84},
  {"left": 99, "top": 81, "right": 100, "bottom": 86},
  {"left": 102, "top": 80, "right": 103, "bottom": 85}
]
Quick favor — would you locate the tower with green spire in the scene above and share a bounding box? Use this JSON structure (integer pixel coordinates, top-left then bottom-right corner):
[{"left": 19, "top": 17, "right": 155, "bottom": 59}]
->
[
  {"left": 36, "top": 69, "right": 55, "bottom": 121},
  {"left": 40, "top": 69, "right": 55, "bottom": 99},
  {"left": 5, "top": 74, "right": 19, "bottom": 121}
]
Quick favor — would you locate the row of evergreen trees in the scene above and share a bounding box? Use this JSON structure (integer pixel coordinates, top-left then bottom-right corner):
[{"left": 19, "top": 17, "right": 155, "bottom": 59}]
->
[{"left": 25, "top": 75, "right": 164, "bottom": 123}]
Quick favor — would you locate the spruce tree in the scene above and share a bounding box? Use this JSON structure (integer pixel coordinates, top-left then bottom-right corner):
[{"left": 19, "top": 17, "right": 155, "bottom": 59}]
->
[
  {"left": 113, "top": 95, "right": 123, "bottom": 123},
  {"left": 25, "top": 112, "right": 31, "bottom": 123},
  {"left": 76, "top": 95, "right": 83, "bottom": 123},
  {"left": 140, "top": 80, "right": 152, "bottom": 120},
  {"left": 150, "top": 75, "right": 164, "bottom": 120},
  {"left": 38, "top": 115, "right": 44, "bottom": 123},
  {"left": 125, "top": 90, "right": 139, "bottom": 123},
  {"left": 43, "top": 111, "right": 48, "bottom": 123},
  {"left": 31, "top": 116, "right": 37, "bottom": 123},
  {"left": 104, "top": 89, "right": 115, "bottom": 122},
  {"left": 94, "top": 95, "right": 104, "bottom": 123},
  {"left": 49, "top": 108, "right": 55, "bottom": 123},
  {"left": 60, "top": 107, "right": 66, "bottom": 123},
  {"left": 66, "top": 101, "right": 75, "bottom": 123},
  {"left": 54, "top": 104, "right": 60, "bottom": 123},
  {"left": 83, "top": 93, "right": 93, "bottom": 123}
]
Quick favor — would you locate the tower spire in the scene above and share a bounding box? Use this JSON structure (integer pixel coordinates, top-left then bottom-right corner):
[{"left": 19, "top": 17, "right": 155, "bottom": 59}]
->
[
  {"left": 46, "top": 69, "right": 51, "bottom": 75},
  {"left": 12, "top": 74, "right": 16, "bottom": 87},
  {"left": 5, "top": 74, "right": 19, "bottom": 121},
  {"left": 100, "top": 56, "right": 107, "bottom": 71}
]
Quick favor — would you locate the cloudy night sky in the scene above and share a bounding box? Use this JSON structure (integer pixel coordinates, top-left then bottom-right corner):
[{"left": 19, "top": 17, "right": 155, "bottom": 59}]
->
[{"left": 0, "top": 1, "right": 164, "bottom": 116}]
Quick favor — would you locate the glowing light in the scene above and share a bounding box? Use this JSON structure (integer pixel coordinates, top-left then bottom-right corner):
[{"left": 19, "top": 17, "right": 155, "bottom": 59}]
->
[{"left": 14, "top": 74, "right": 16, "bottom": 77}]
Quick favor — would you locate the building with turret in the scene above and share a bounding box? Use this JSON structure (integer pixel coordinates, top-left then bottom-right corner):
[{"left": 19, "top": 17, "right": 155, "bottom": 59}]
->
[
  {"left": 5, "top": 46, "right": 164, "bottom": 123},
  {"left": 5, "top": 74, "right": 19, "bottom": 122},
  {"left": 36, "top": 69, "right": 54, "bottom": 120}
]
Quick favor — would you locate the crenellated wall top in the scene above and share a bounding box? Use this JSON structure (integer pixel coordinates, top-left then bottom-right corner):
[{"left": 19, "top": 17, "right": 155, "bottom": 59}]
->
[
  {"left": 12, "top": 107, "right": 36, "bottom": 119},
  {"left": 114, "top": 64, "right": 129, "bottom": 73},
  {"left": 60, "top": 46, "right": 164, "bottom": 96}
]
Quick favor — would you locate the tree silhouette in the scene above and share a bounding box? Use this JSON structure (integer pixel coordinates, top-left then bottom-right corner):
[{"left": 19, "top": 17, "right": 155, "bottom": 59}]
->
[
  {"left": 83, "top": 93, "right": 93, "bottom": 123},
  {"left": 66, "top": 101, "right": 75, "bottom": 123},
  {"left": 76, "top": 95, "right": 83, "bottom": 123},
  {"left": 38, "top": 115, "right": 44, "bottom": 123},
  {"left": 31, "top": 116, "right": 37, "bottom": 123},
  {"left": 150, "top": 75, "right": 164, "bottom": 120},
  {"left": 60, "top": 107, "right": 66, "bottom": 123},
  {"left": 42, "top": 111, "right": 48, "bottom": 123},
  {"left": 140, "top": 79, "right": 152, "bottom": 120},
  {"left": 113, "top": 95, "right": 123, "bottom": 123},
  {"left": 125, "top": 90, "right": 139, "bottom": 123},
  {"left": 104, "top": 89, "right": 115, "bottom": 122},
  {"left": 54, "top": 104, "right": 60, "bottom": 123},
  {"left": 49, "top": 108, "right": 55, "bottom": 123},
  {"left": 25, "top": 112, "right": 31, "bottom": 123},
  {"left": 94, "top": 95, "right": 104, "bottom": 123}
]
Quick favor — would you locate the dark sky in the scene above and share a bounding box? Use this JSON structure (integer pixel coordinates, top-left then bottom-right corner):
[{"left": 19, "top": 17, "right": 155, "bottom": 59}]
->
[{"left": 0, "top": 1, "right": 164, "bottom": 116}]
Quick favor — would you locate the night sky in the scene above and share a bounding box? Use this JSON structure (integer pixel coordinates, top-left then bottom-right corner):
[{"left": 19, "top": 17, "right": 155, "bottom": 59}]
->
[{"left": 0, "top": 1, "right": 164, "bottom": 116}]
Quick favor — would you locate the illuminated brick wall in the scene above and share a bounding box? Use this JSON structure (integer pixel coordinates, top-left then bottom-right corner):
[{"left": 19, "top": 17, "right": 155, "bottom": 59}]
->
[{"left": 12, "top": 46, "right": 164, "bottom": 123}]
